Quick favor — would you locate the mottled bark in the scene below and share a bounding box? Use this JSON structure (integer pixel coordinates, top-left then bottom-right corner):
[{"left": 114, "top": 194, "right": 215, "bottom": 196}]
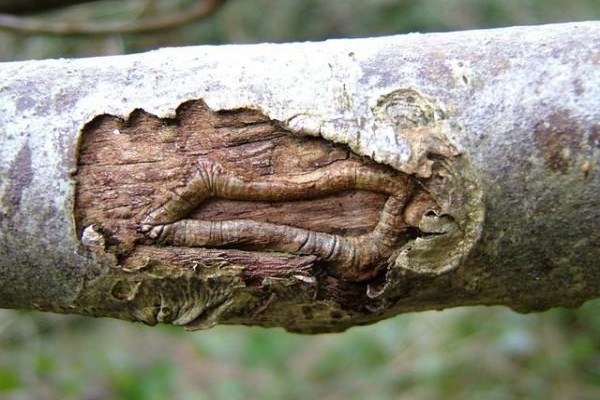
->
[{"left": 0, "top": 22, "right": 598, "bottom": 333}]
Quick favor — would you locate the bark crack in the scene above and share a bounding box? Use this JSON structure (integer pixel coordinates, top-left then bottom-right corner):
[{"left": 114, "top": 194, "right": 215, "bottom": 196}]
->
[{"left": 139, "top": 157, "right": 415, "bottom": 281}]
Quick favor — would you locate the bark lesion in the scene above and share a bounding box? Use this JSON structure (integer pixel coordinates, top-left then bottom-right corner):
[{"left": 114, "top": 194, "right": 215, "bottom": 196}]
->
[{"left": 74, "top": 99, "right": 447, "bottom": 331}]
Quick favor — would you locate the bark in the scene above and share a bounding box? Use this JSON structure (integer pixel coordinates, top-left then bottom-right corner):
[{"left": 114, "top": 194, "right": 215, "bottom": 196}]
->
[{"left": 0, "top": 22, "right": 598, "bottom": 333}]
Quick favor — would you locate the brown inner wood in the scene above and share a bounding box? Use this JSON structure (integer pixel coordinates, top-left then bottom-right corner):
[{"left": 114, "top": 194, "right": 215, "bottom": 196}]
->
[{"left": 76, "top": 100, "right": 393, "bottom": 255}]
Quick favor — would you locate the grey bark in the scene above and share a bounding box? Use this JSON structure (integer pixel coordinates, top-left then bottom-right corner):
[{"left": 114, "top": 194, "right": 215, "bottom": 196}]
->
[{"left": 0, "top": 22, "right": 598, "bottom": 332}]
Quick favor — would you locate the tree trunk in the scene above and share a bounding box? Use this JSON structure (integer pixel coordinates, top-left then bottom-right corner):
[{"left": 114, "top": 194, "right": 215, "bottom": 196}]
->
[{"left": 0, "top": 22, "right": 598, "bottom": 333}]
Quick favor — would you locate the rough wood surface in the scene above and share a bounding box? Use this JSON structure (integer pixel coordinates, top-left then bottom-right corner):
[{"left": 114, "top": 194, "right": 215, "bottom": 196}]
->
[{"left": 77, "top": 101, "right": 390, "bottom": 253}]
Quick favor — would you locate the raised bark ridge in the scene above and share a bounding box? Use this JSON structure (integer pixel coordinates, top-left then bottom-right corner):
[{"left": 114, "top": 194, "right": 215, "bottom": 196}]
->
[{"left": 74, "top": 98, "right": 476, "bottom": 333}]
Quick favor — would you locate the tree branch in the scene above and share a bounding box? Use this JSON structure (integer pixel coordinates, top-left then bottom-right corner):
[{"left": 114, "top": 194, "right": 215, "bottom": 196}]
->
[
  {"left": 0, "top": 0, "right": 103, "bottom": 15},
  {"left": 0, "top": 22, "right": 598, "bottom": 333},
  {"left": 0, "top": 0, "right": 227, "bottom": 35}
]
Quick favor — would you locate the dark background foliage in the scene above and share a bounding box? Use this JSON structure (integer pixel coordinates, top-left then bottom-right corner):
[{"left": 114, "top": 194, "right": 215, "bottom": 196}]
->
[{"left": 0, "top": 1, "right": 599, "bottom": 398}]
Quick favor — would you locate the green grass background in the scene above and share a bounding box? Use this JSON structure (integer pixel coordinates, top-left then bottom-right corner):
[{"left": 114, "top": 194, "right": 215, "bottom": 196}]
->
[
  {"left": 1, "top": 0, "right": 599, "bottom": 398},
  {"left": 1, "top": 303, "right": 600, "bottom": 399}
]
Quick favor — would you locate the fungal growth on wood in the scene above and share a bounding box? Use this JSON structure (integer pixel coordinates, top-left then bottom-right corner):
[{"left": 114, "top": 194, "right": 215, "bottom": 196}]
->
[{"left": 74, "top": 98, "right": 480, "bottom": 332}]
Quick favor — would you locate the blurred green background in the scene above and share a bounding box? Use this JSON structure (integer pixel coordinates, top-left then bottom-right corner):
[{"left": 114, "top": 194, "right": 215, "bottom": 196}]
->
[{"left": 1, "top": 0, "right": 599, "bottom": 399}]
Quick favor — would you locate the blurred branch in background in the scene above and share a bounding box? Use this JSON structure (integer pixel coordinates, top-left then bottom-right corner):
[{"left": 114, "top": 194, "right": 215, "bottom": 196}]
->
[
  {"left": 0, "top": 0, "right": 103, "bottom": 15},
  {"left": 0, "top": 0, "right": 227, "bottom": 35}
]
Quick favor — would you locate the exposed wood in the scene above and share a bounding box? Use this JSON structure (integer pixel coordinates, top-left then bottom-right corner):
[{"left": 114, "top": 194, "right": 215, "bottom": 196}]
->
[{"left": 75, "top": 100, "right": 443, "bottom": 331}]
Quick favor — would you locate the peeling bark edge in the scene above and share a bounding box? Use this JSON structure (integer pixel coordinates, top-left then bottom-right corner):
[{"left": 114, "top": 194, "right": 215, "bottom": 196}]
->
[{"left": 0, "top": 22, "right": 598, "bottom": 330}]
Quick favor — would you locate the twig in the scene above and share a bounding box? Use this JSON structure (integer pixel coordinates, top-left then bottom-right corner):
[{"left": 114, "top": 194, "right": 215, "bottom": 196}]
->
[{"left": 0, "top": 0, "right": 227, "bottom": 35}]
